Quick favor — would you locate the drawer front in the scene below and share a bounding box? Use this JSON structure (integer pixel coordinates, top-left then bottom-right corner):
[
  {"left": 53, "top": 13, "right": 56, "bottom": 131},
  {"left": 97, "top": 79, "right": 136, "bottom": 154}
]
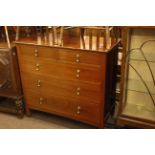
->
[
  {"left": 21, "top": 73, "right": 104, "bottom": 104},
  {"left": 18, "top": 57, "right": 104, "bottom": 83},
  {"left": 24, "top": 90, "right": 75, "bottom": 118},
  {"left": 75, "top": 102, "right": 101, "bottom": 125},
  {"left": 17, "top": 44, "right": 106, "bottom": 65},
  {"left": 24, "top": 90, "right": 101, "bottom": 126}
]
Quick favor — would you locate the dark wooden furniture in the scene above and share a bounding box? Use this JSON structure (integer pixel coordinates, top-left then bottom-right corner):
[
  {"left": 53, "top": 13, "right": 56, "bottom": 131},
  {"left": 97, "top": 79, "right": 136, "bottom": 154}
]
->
[
  {"left": 0, "top": 26, "right": 24, "bottom": 117},
  {"left": 117, "top": 26, "right": 155, "bottom": 128},
  {"left": 15, "top": 26, "right": 119, "bottom": 128}
]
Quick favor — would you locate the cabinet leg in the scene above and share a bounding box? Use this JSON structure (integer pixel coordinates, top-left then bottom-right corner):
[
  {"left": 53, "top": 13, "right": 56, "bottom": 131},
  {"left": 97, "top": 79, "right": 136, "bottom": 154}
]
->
[
  {"left": 15, "top": 99, "right": 24, "bottom": 118},
  {"left": 26, "top": 109, "right": 31, "bottom": 117},
  {"left": 25, "top": 105, "right": 31, "bottom": 117},
  {"left": 99, "top": 121, "right": 104, "bottom": 129}
]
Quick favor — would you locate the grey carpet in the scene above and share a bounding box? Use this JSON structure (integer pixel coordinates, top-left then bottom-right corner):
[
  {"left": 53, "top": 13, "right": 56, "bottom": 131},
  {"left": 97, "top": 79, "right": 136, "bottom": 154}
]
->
[{"left": 0, "top": 110, "right": 95, "bottom": 129}]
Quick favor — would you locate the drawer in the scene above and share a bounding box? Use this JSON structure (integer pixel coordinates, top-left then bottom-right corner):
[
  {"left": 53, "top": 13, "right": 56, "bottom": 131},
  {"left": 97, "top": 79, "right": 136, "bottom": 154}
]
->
[
  {"left": 21, "top": 73, "right": 104, "bottom": 104},
  {"left": 24, "top": 90, "right": 101, "bottom": 126},
  {"left": 75, "top": 102, "right": 101, "bottom": 125},
  {"left": 19, "top": 57, "right": 105, "bottom": 83},
  {"left": 24, "top": 90, "right": 75, "bottom": 118},
  {"left": 17, "top": 44, "right": 106, "bottom": 66}
]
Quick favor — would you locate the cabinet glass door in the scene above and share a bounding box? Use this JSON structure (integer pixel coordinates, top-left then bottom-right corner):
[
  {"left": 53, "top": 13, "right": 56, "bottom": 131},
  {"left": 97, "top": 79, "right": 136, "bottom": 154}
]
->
[
  {"left": 0, "top": 26, "right": 18, "bottom": 94},
  {"left": 122, "top": 28, "right": 155, "bottom": 121},
  {"left": 0, "top": 49, "right": 12, "bottom": 90}
]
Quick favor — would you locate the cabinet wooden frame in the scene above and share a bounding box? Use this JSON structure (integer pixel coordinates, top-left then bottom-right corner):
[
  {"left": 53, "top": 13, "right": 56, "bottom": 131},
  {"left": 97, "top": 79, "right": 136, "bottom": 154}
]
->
[
  {"left": 0, "top": 26, "right": 24, "bottom": 117},
  {"left": 117, "top": 26, "right": 155, "bottom": 128}
]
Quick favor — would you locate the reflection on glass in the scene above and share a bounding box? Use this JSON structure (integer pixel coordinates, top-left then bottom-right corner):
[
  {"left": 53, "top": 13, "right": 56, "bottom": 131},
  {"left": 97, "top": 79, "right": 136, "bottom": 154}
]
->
[{"left": 15, "top": 26, "right": 119, "bottom": 51}]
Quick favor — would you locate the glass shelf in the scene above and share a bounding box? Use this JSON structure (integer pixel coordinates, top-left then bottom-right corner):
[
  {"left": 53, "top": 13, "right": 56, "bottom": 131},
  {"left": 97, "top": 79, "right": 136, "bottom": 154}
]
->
[{"left": 126, "top": 79, "right": 155, "bottom": 94}]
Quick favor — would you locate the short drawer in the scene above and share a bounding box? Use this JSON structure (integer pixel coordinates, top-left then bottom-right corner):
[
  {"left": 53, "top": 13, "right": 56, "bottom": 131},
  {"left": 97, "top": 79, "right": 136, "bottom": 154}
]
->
[
  {"left": 17, "top": 44, "right": 106, "bottom": 66},
  {"left": 21, "top": 73, "right": 104, "bottom": 104}
]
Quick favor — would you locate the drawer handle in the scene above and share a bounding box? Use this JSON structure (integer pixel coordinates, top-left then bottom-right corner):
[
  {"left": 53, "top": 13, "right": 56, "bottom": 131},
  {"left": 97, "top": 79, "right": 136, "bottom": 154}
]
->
[
  {"left": 39, "top": 97, "right": 44, "bottom": 104},
  {"left": 76, "top": 92, "right": 80, "bottom": 96},
  {"left": 76, "top": 54, "right": 80, "bottom": 58},
  {"left": 76, "top": 69, "right": 80, "bottom": 73},
  {"left": 77, "top": 106, "right": 81, "bottom": 114},
  {"left": 77, "top": 106, "right": 81, "bottom": 110},
  {"left": 76, "top": 74, "right": 80, "bottom": 78},
  {"left": 77, "top": 111, "right": 81, "bottom": 114},
  {"left": 76, "top": 59, "right": 80, "bottom": 63},
  {"left": 37, "top": 80, "right": 41, "bottom": 87},
  {"left": 77, "top": 87, "right": 80, "bottom": 91},
  {"left": 76, "top": 69, "right": 80, "bottom": 78},
  {"left": 34, "top": 49, "right": 39, "bottom": 57},
  {"left": 35, "top": 64, "right": 40, "bottom": 71},
  {"left": 76, "top": 106, "right": 81, "bottom": 114},
  {"left": 76, "top": 54, "right": 80, "bottom": 62}
]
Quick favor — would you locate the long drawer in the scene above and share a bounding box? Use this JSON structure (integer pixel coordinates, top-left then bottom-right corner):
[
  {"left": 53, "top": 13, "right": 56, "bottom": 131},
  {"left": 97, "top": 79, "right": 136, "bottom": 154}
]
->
[
  {"left": 17, "top": 44, "right": 106, "bottom": 66},
  {"left": 18, "top": 57, "right": 104, "bottom": 83},
  {"left": 24, "top": 90, "right": 101, "bottom": 125},
  {"left": 21, "top": 73, "right": 104, "bottom": 104}
]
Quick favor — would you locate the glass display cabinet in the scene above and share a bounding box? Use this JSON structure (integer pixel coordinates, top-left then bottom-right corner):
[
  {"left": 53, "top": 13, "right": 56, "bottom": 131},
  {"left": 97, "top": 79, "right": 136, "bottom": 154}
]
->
[
  {"left": 0, "top": 26, "right": 23, "bottom": 117},
  {"left": 117, "top": 26, "right": 155, "bottom": 128}
]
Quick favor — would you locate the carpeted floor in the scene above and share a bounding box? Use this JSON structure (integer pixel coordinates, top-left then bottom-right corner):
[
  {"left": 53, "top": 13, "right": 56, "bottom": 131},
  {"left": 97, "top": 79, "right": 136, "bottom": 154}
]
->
[{"left": 0, "top": 110, "right": 96, "bottom": 129}]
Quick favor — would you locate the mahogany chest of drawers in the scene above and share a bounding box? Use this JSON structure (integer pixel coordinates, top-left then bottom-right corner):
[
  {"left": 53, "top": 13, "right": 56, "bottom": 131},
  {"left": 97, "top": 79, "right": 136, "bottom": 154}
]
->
[{"left": 16, "top": 43, "right": 118, "bottom": 128}]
